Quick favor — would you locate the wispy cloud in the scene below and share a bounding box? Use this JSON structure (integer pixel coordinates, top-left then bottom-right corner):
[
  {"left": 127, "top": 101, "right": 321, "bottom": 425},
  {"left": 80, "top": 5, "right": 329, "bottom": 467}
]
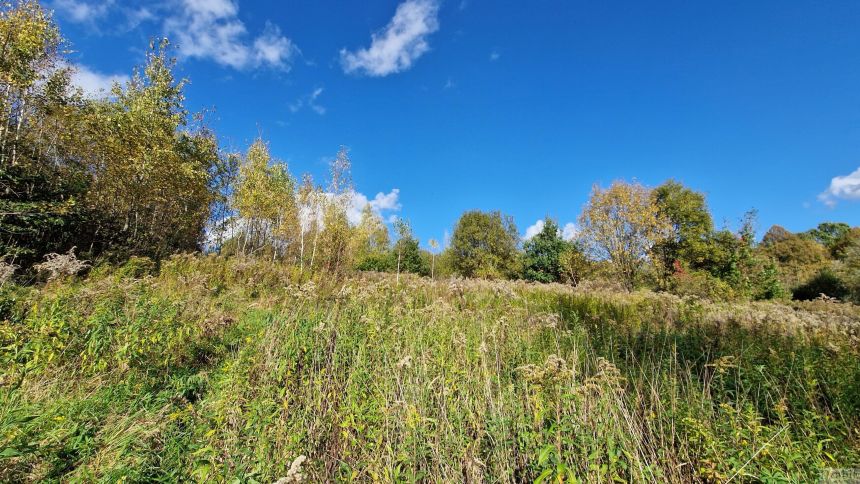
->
[
  {"left": 290, "top": 87, "right": 326, "bottom": 115},
  {"left": 70, "top": 64, "right": 129, "bottom": 98},
  {"left": 819, "top": 166, "right": 860, "bottom": 207},
  {"left": 52, "top": 0, "right": 114, "bottom": 24},
  {"left": 164, "top": 0, "right": 298, "bottom": 70},
  {"left": 489, "top": 49, "right": 500, "bottom": 61},
  {"left": 340, "top": 0, "right": 440, "bottom": 77},
  {"left": 124, "top": 6, "right": 157, "bottom": 30},
  {"left": 52, "top": 1, "right": 155, "bottom": 33},
  {"left": 253, "top": 22, "right": 295, "bottom": 67}
]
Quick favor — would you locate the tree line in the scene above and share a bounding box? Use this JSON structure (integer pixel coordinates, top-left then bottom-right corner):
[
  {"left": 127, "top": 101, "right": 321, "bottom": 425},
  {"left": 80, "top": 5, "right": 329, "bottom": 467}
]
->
[
  {"left": 1, "top": 1, "right": 222, "bottom": 268},
  {"left": 1, "top": 1, "right": 858, "bottom": 303}
]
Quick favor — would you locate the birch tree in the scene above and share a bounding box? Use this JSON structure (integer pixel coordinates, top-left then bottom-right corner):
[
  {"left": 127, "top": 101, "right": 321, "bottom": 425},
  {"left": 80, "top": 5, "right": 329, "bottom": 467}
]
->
[
  {"left": 318, "top": 147, "right": 353, "bottom": 274},
  {"left": 83, "top": 40, "right": 219, "bottom": 259},
  {"left": 0, "top": 0, "right": 86, "bottom": 266},
  {"left": 352, "top": 204, "right": 390, "bottom": 270},
  {"left": 233, "top": 139, "right": 297, "bottom": 259},
  {"left": 297, "top": 173, "right": 321, "bottom": 272},
  {"left": 428, "top": 238, "right": 439, "bottom": 279}
]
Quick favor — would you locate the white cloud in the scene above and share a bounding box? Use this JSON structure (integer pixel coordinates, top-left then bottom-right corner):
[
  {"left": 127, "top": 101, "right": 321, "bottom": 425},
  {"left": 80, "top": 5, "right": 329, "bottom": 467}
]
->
[
  {"left": 561, "top": 223, "right": 578, "bottom": 241},
  {"left": 254, "top": 22, "right": 295, "bottom": 67},
  {"left": 340, "top": 0, "right": 440, "bottom": 77},
  {"left": 345, "top": 189, "right": 402, "bottom": 225},
  {"left": 819, "top": 167, "right": 860, "bottom": 207},
  {"left": 165, "top": 0, "right": 297, "bottom": 70},
  {"left": 489, "top": 50, "right": 500, "bottom": 61},
  {"left": 52, "top": 0, "right": 114, "bottom": 23},
  {"left": 70, "top": 64, "right": 129, "bottom": 98},
  {"left": 524, "top": 219, "right": 579, "bottom": 241},
  {"left": 524, "top": 219, "right": 545, "bottom": 240},
  {"left": 290, "top": 87, "right": 326, "bottom": 115}
]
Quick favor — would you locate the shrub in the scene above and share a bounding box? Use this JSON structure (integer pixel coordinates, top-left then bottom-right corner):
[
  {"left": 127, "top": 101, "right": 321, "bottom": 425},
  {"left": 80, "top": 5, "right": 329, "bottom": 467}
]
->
[
  {"left": 793, "top": 269, "right": 850, "bottom": 301},
  {"left": 670, "top": 270, "right": 736, "bottom": 301},
  {"left": 355, "top": 252, "right": 394, "bottom": 272},
  {"left": 559, "top": 246, "right": 591, "bottom": 286},
  {"left": 114, "top": 256, "right": 158, "bottom": 279},
  {"left": 752, "top": 261, "right": 787, "bottom": 300}
]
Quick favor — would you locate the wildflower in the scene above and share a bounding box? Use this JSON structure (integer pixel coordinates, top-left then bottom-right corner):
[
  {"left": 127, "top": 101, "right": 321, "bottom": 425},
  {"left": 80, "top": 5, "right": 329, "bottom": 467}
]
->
[
  {"left": 528, "top": 313, "right": 561, "bottom": 329},
  {"left": 396, "top": 355, "right": 412, "bottom": 369},
  {"left": 516, "top": 354, "right": 573, "bottom": 384},
  {"left": 34, "top": 247, "right": 90, "bottom": 281},
  {"left": 706, "top": 355, "right": 737, "bottom": 374}
]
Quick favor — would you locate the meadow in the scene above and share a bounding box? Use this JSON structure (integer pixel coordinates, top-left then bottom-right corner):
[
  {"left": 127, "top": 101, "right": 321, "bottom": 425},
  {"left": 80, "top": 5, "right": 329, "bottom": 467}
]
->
[
  {"left": 1, "top": 255, "right": 859, "bottom": 483},
  {"left": 3, "top": 2, "right": 860, "bottom": 482}
]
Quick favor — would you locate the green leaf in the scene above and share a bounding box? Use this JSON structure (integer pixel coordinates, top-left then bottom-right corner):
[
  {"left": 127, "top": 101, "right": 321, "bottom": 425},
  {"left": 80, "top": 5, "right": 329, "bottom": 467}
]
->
[{"left": 0, "top": 448, "right": 22, "bottom": 458}]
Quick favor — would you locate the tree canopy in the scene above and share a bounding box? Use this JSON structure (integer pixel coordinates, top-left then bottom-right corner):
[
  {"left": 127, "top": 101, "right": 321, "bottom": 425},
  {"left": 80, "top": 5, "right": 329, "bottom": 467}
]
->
[
  {"left": 579, "top": 181, "right": 671, "bottom": 290},
  {"left": 522, "top": 218, "right": 572, "bottom": 283},
  {"left": 450, "top": 210, "right": 519, "bottom": 279}
]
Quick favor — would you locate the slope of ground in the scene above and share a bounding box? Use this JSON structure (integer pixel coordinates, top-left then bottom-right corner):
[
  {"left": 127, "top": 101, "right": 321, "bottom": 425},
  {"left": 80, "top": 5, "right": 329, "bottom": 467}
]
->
[{"left": 1, "top": 255, "right": 859, "bottom": 482}]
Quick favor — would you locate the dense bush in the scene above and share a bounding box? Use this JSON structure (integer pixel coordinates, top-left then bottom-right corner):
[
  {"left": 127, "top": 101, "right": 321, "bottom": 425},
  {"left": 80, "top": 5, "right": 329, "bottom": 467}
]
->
[
  {"left": 793, "top": 269, "right": 850, "bottom": 301},
  {"left": 522, "top": 219, "right": 575, "bottom": 283},
  {"left": 449, "top": 210, "right": 520, "bottom": 279},
  {"left": 670, "top": 269, "right": 736, "bottom": 301},
  {"left": 354, "top": 252, "right": 394, "bottom": 272}
]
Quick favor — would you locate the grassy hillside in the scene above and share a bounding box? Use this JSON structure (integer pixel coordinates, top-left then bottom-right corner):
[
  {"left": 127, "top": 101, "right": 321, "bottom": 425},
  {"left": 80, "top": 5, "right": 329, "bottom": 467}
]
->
[{"left": 1, "top": 255, "right": 859, "bottom": 482}]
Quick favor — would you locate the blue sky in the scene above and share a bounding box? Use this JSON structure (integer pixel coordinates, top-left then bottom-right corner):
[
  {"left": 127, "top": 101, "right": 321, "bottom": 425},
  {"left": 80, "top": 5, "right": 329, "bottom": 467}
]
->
[{"left": 53, "top": 0, "right": 860, "bottom": 247}]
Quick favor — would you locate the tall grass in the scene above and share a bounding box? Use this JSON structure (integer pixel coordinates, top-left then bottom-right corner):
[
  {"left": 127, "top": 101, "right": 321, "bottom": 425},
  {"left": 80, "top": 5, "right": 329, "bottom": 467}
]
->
[{"left": 1, "top": 255, "right": 858, "bottom": 482}]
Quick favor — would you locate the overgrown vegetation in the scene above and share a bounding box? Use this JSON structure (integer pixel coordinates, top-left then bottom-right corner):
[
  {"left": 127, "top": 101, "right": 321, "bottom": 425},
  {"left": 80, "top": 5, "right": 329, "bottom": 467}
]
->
[{"left": 1, "top": 256, "right": 859, "bottom": 482}]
